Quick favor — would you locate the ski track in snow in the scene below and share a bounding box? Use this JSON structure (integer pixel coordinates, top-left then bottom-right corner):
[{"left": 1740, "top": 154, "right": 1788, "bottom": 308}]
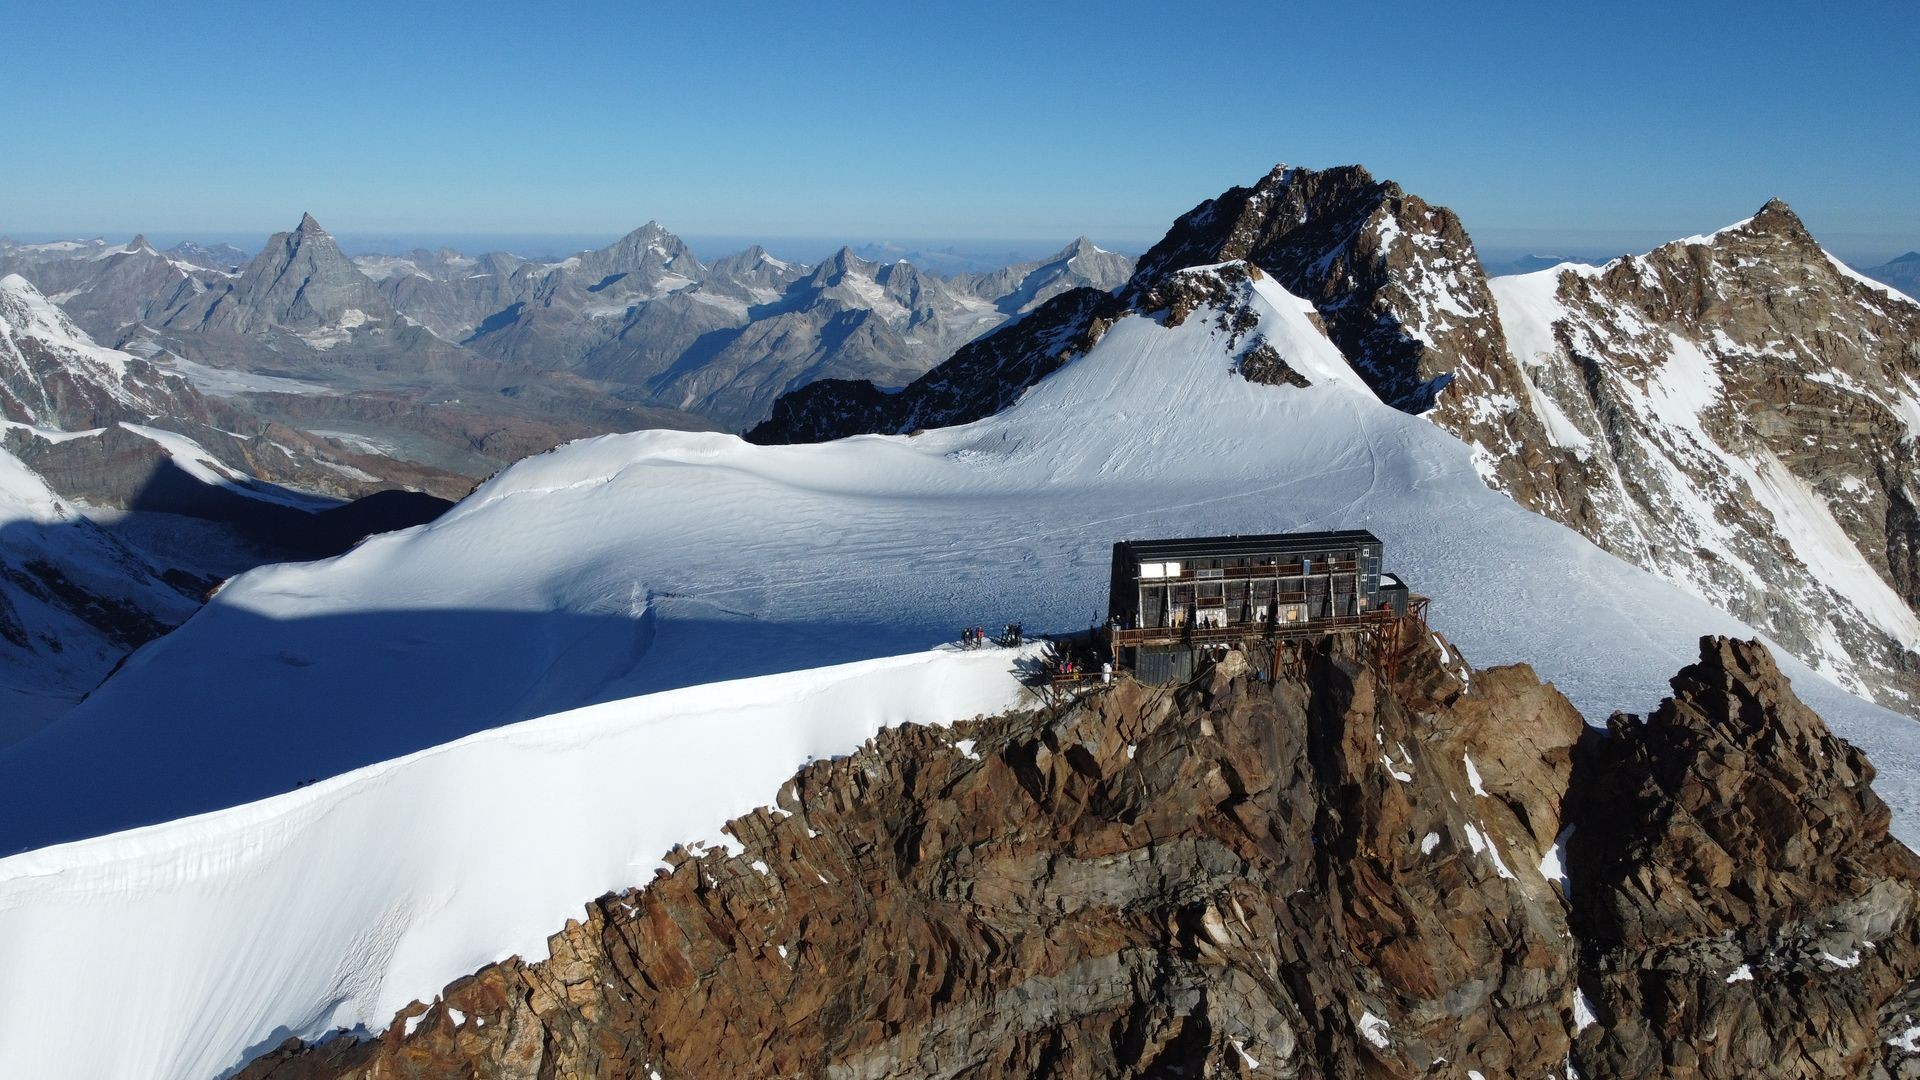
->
[{"left": 2, "top": 270, "right": 1919, "bottom": 1078}]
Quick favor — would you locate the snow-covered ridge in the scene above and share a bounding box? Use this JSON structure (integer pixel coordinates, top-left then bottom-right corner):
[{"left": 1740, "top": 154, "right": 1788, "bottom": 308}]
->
[
  {"left": 0, "top": 272, "right": 133, "bottom": 380},
  {"left": 1828, "top": 251, "right": 1920, "bottom": 308},
  {"left": 0, "top": 646, "right": 1032, "bottom": 1080}
]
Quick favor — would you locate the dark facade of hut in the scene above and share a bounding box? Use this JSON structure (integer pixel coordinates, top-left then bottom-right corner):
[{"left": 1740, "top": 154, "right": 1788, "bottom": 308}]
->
[{"left": 1107, "top": 530, "right": 1409, "bottom": 684}]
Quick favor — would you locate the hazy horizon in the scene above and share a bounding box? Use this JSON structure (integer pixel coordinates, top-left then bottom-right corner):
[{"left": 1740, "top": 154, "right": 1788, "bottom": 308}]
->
[
  {"left": 5, "top": 218, "right": 1913, "bottom": 271},
  {"left": 4, "top": 2, "right": 1915, "bottom": 265}
]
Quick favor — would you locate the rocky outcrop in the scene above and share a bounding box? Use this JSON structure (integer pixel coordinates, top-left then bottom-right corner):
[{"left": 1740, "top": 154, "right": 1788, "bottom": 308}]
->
[
  {"left": 239, "top": 633, "right": 1920, "bottom": 1080},
  {"left": 1568, "top": 638, "right": 1920, "bottom": 1077},
  {"left": 1125, "top": 165, "right": 1499, "bottom": 412}
]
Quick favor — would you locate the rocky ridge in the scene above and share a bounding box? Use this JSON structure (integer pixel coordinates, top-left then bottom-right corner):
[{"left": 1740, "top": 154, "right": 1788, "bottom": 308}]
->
[
  {"left": 1489, "top": 200, "right": 1920, "bottom": 711},
  {"left": 240, "top": 632, "right": 1920, "bottom": 1079},
  {"left": 746, "top": 165, "right": 1560, "bottom": 518},
  {"left": 0, "top": 235, "right": 224, "bottom": 343}
]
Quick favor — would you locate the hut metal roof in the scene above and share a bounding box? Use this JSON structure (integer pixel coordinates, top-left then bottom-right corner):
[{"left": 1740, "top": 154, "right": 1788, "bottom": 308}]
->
[{"left": 1115, "top": 530, "right": 1381, "bottom": 563}]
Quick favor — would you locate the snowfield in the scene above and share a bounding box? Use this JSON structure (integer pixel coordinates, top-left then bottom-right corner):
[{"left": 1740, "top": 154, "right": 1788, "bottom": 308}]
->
[
  {"left": 2, "top": 266, "right": 1919, "bottom": 1077},
  {"left": 0, "top": 648, "right": 1032, "bottom": 1080}
]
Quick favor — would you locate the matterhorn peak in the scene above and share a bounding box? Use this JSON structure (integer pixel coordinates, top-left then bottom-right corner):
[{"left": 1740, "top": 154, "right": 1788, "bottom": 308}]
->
[{"left": 296, "top": 212, "right": 326, "bottom": 235}]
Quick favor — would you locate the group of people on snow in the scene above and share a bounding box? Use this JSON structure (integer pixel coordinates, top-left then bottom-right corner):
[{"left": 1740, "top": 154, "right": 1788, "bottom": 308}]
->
[{"left": 960, "top": 623, "right": 1023, "bottom": 649}]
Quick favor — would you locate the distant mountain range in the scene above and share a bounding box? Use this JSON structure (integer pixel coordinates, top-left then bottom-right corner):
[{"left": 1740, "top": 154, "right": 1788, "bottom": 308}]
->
[
  {"left": 357, "top": 226, "right": 1132, "bottom": 428},
  {"left": 1855, "top": 250, "right": 1920, "bottom": 299},
  {"left": 1, "top": 222, "right": 1136, "bottom": 441}
]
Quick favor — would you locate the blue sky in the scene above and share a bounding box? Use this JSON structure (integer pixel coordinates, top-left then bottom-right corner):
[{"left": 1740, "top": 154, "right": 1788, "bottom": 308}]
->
[{"left": 4, "top": 1, "right": 1916, "bottom": 260}]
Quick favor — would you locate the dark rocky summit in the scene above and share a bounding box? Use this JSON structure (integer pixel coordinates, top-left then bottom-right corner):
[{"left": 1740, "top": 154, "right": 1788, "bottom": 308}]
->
[
  {"left": 240, "top": 632, "right": 1920, "bottom": 1078},
  {"left": 164, "top": 213, "right": 396, "bottom": 336},
  {"left": 747, "top": 165, "right": 1552, "bottom": 516}
]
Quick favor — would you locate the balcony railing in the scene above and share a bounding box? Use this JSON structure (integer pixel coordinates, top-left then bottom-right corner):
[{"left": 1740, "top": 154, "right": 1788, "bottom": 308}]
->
[{"left": 1111, "top": 609, "right": 1398, "bottom": 649}]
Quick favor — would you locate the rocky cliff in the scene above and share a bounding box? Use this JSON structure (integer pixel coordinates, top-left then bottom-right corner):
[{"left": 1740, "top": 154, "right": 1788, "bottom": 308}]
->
[{"left": 240, "top": 631, "right": 1920, "bottom": 1079}]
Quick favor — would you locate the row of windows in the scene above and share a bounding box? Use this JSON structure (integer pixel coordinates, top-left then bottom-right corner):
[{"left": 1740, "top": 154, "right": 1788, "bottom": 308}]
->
[
  {"left": 1139, "top": 552, "right": 1373, "bottom": 579},
  {"left": 1138, "top": 576, "right": 1360, "bottom": 602}
]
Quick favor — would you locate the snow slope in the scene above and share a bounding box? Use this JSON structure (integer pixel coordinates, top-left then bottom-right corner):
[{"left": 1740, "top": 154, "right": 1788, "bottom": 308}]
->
[
  {"left": 4, "top": 265, "right": 1916, "bottom": 853},
  {"left": 0, "top": 446, "right": 197, "bottom": 737},
  {"left": 4, "top": 263, "right": 1920, "bottom": 1077},
  {"left": 0, "top": 647, "right": 1032, "bottom": 1080}
]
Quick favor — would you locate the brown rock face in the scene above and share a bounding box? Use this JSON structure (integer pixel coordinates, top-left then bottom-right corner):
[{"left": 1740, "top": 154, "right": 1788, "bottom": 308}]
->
[
  {"left": 1488, "top": 201, "right": 1920, "bottom": 713},
  {"left": 1568, "top": 638, "right": 1920, "bottom": 1078},
  {"left": 241, "top": 625, "right": 1588, "bottom": 1079},
  {"left": 238, "top": 634, "right": 1920, "bottom": 1080}
]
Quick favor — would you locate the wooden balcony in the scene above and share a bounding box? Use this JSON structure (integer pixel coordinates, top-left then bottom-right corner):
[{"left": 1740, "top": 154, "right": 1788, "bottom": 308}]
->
[{"left": 1111, "top": 608, "right": 1400, "bottom": 649}]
